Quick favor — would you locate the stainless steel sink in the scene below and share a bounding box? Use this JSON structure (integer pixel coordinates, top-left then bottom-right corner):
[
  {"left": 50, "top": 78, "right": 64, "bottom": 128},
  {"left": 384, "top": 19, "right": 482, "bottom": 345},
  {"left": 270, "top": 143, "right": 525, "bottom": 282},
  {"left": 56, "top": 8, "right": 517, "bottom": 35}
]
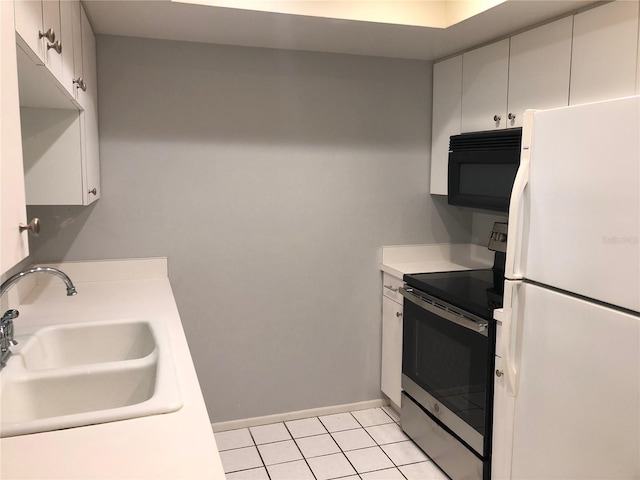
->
[{"left": 0, "top": 319, "right": 182, "bottom": 437}]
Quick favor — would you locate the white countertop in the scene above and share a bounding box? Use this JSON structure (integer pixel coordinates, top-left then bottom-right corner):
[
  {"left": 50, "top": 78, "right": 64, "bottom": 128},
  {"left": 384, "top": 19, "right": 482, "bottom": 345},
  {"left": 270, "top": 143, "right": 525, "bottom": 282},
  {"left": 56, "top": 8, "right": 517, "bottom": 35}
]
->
[
  {"left": 0, "top": 258, "right": 225, "bottom": 479},
  {"left": 380, "top": 243, "right": 494, "bottom": 277}
]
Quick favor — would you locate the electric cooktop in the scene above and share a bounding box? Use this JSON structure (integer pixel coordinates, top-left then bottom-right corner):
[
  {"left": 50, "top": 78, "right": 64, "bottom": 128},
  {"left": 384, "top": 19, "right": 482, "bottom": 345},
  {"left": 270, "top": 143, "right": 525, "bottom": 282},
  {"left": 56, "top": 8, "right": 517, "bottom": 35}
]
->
[
  {"left": 403, "top": 269, "right": 503, "bottom": 321},
  {"left": 403, "top": 223, "right": 509, "bottom": 321}
]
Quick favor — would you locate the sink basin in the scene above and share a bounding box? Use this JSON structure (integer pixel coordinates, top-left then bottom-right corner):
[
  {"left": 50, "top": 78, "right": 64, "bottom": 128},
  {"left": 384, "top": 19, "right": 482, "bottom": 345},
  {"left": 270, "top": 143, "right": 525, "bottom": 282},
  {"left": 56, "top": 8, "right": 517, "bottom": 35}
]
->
[
  {"left": 0, "top": 319, "right": 182, "bottom": 437},
  {"left": 19, "top": 321, "right": 156, "bottom": 370},
  {"left": 2, "top": 358, "right": 157, "bottom": 423}
]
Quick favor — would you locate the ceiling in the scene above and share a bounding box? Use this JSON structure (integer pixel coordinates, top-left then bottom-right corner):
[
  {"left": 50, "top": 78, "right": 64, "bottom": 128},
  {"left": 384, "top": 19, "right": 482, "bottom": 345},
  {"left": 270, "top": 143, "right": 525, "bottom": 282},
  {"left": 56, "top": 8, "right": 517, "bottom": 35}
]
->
[{"left": 82, "top": 0, "right": 601, "bottom": 61}]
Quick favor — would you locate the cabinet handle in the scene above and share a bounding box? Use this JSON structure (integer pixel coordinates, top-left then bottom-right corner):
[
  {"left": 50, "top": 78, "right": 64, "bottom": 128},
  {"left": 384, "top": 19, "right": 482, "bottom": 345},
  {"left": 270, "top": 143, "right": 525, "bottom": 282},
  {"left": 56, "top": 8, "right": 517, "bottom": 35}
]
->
[
  {"left": 47, "top": 40, "right": 62, "bottom": 54},
  {"left": 493, "top": 115, "right": 501, "bottom": 122},
  {"left": 88, "top": 188, "right": 97, "bottom": 196},
  {"left": 396, "top": 312, "right": 403, "bottom": 318},
  {"left": 73, "top": 77, "right": 87, "bottom": 92},
  {"left": 496, "top": 369, "right": 504, "bottom": 377},
  {"left": 384, "top": 285, "right": 399, "bottom": 293},
  {"left": 39, "top": 28, "right": 55, "bottom": 43},
  {"left": 508, "top": 113, "right": 516, "bottom": 120},
  {"left": 19, "top": 218, "right": 41, "bottom": 237}
]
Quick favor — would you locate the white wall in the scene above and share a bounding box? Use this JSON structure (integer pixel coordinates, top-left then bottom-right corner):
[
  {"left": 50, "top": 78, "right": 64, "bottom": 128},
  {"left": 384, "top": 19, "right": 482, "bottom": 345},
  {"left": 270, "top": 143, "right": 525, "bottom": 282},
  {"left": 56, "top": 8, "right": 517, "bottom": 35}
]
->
[{"left": 26, "top": 35, "right": 473, "bottom": 422}]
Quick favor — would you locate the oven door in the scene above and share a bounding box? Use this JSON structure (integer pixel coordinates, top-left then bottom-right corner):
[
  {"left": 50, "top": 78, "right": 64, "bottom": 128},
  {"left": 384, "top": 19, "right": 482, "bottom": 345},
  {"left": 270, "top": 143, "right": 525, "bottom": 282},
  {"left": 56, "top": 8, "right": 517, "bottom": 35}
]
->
[{"left": 400, "top": 287, "right": 495, "bottom": 458}]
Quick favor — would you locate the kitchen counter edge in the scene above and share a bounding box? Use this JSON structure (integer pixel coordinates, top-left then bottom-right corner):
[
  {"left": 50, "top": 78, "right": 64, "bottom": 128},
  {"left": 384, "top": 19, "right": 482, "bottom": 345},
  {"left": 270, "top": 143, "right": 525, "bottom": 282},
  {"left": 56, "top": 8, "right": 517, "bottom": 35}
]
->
[
  {"left": 380, "top": 243, "right": 494, "bottom": 278},
  {"left": 0, "top": 258, "right": 225, "bottom": 480}
]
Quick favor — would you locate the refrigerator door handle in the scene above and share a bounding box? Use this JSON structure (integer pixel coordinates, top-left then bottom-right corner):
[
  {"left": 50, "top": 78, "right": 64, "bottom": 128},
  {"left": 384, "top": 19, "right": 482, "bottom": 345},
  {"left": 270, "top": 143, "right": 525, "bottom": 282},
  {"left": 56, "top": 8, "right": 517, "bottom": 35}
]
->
[
  {"left": 505, "top": 110, "right": 535, "bottom": 279},
  {"left": 502, "top": 281, "right": 521, "bottom": 397},
  {"left": 503, "top": 306, "right": 518, "bottom": 397}
]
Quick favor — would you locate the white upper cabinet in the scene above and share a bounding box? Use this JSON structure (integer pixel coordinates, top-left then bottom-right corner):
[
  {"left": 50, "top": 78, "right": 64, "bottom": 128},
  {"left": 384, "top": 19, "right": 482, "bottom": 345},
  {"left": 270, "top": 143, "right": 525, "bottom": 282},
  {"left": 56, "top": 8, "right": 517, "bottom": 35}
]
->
[
  {"left": 14, "top": 0, "right": 45, "bottom": 64},
  {"left": 1, "top": 0, "right": 30, "bottom": 274},
  {"left": 59, "top": 0, "right": 80, "bottom": 96},
  {"left": 507, "top": 16, "right": 572, "bottom": 128},
  {"left": 15, "top": 0, "right": 84, "bottom": 99},
  {"left": 14, "top": 0, "right": 70, "bottom": 93},
  {"left": 430, "top": 55, "right": 462, "bottom": 195},
  {"left": 570, "top": 0, "right": 639, "bottom": 105},
  {"left": 78, "top": 5, "right": 100, "bottom": 203},
  {"left": 17, "top": 1, "right": 101, "bottom": 206},
  {"left": 429, "top": 1, "right": 639, "bottom": 195},
  {"left": 41, "top": 0, "right": 63, "bottom": 80},
  {"left": 461, "top": 17, "right": 573, "bottom": 134},
  {"left": 461, "top": 39, "right": 509, "bottom": 133}
]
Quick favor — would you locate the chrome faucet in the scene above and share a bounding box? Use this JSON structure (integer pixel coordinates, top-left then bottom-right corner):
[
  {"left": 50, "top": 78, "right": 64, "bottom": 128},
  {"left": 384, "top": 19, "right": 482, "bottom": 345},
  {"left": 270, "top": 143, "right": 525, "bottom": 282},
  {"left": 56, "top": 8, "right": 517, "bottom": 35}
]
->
[{"left": 0, "top": 267, "right": 77, "bottom": 367}]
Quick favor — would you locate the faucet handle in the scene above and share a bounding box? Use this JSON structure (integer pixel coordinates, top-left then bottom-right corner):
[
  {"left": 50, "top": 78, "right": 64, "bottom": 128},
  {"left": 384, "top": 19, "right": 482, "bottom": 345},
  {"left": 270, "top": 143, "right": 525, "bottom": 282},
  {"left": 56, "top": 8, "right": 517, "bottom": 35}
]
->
[
  {"left": 5, "top": 324, "right": 18, "bottom": 347},
  {"left": 0, "top": 311, "right": 19, "bottom": 355},
  {"left": 2, "top": 309, "right": 19, "bottom": 321},
  {"left": 0, "top": 322, "right": 10, "bottom": 352}
]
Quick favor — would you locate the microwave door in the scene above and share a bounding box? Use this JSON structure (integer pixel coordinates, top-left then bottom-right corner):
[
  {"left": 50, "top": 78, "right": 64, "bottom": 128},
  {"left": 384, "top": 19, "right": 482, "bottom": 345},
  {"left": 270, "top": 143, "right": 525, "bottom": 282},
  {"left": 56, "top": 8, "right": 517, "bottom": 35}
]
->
[{"left": 447, "top": 128, "right": 522, "bottom": 213}]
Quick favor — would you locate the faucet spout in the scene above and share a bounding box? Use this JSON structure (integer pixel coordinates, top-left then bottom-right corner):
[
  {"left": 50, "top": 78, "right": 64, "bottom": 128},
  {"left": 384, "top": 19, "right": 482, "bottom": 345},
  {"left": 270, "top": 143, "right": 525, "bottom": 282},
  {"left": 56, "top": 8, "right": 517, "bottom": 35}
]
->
[
  {"left": 0, "top": 267, "right": 77, "bottom": 298},
  {"left": 0, "top": 267, "right": 76, "bottom": 370}
]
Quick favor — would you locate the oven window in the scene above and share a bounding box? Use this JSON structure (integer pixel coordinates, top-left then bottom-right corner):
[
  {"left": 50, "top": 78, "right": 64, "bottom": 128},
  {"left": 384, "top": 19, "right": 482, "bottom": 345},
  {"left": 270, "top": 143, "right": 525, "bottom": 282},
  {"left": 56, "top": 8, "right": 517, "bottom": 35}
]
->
[{"left": 403, "top": 300, "right": 490, "bottom": 435}]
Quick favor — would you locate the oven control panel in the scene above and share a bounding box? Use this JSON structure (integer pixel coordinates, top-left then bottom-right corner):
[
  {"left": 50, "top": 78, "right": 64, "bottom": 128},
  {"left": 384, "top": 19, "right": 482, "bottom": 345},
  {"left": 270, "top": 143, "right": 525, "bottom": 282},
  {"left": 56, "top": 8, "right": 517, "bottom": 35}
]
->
[{"left": 488, "top": 222, "right": 508, "bottom": 253}]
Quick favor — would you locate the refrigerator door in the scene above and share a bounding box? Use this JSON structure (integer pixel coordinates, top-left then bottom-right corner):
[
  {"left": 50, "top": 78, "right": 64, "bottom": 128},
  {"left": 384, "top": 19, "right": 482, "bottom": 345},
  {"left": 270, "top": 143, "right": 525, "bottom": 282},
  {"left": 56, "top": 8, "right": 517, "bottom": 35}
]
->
[
  {"left": 503, "top": 280, "right": 639, "bottom": 479},
  {"left": 506, "top": 96, "right": 639, "bottom": 312}
]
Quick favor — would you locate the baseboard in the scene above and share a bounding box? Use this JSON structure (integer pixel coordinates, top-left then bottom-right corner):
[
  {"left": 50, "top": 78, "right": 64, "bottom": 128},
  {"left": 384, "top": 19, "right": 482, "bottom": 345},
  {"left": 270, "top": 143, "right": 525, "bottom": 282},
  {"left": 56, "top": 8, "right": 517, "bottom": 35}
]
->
[{"left": 212, "top": 398, "right": 389, "bottom": 433}]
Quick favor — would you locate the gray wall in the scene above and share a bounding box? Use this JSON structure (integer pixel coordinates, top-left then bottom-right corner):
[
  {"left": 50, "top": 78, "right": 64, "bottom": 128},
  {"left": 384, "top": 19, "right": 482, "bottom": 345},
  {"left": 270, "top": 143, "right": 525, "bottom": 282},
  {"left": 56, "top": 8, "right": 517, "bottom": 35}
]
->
[
  {"left": 27, "top": 35, "right": 473, "bottom": 422},
  {"left": 471, "top": 212, "right": 508, "bottom": 247}
]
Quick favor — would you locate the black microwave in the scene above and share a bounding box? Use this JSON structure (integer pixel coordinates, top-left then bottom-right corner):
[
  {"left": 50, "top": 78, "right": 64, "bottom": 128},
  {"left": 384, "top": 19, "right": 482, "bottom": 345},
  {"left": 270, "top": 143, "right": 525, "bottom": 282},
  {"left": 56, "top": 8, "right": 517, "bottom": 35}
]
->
[{"left": 448, "top": 128, "right": 522, "bottom": 212}]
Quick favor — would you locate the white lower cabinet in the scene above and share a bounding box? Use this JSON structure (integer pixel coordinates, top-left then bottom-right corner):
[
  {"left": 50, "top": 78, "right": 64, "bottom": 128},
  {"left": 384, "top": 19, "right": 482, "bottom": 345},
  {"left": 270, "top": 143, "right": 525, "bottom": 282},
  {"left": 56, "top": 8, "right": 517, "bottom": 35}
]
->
[{"left": 381, "top": 273, "right": 403, "bottom": 409}]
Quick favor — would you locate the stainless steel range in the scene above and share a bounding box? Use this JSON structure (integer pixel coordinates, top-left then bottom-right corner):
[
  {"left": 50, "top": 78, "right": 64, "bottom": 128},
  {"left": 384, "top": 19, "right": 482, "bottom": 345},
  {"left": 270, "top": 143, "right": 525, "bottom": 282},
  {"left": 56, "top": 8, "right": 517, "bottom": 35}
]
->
[{"left": 399, "top": 224, "right": 507, "bottom": 480}]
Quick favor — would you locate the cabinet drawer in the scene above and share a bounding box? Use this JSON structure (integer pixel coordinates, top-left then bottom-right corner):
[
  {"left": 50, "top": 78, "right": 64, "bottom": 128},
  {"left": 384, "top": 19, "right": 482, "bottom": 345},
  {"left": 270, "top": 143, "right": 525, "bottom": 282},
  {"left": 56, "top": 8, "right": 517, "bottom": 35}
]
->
[{"left": 382, "top": 273, "right": 403, "bottom": 304}]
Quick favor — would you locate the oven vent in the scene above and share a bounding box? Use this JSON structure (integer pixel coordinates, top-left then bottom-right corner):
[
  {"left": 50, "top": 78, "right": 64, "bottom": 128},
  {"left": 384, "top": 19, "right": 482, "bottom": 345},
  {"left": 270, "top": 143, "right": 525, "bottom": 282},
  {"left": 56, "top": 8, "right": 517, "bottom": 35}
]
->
[{"left": 449, "top": 127, "right": 522, "bottom": 151}]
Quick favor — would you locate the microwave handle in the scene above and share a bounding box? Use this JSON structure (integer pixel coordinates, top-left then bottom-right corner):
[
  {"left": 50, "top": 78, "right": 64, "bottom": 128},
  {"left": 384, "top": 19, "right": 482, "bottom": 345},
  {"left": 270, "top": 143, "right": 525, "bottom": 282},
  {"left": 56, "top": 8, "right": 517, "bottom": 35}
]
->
[{"left": 505, "top": 110, "right": 535, "bottom": 279}]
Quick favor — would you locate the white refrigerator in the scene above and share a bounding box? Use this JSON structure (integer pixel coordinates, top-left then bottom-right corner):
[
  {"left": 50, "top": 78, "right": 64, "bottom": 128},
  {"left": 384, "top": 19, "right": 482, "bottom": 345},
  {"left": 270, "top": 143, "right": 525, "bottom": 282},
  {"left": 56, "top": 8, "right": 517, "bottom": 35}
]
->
[{"left": 493, "top": 96, "right": 640, "bottom": 479}]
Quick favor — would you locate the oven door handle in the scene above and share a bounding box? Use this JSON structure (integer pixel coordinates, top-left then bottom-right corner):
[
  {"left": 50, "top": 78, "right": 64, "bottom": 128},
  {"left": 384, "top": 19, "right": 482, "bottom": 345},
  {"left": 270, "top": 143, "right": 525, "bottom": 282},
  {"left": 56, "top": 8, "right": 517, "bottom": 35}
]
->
[{"left": 399, "top": 287, "right": 488, "bottom": 336}]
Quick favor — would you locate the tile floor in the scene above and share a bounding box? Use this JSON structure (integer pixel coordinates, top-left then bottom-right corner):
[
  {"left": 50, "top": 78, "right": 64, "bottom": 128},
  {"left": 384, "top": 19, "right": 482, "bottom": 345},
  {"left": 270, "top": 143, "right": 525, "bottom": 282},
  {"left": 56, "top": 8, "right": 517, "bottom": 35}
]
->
[{"left": 214, "top": 406, "right": 449, "bottom": 480}]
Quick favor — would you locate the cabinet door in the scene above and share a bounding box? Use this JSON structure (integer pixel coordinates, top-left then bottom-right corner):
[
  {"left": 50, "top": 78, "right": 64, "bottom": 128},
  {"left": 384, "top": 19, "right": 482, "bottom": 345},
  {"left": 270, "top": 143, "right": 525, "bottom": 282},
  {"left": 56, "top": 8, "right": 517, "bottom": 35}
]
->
[
  {"left": 42, "top": 0, "right": 62, "bottom": 80},
  {"left": 430, "top": 55, "right": 462, "bottom": 195},
  {"left": 59, "top": 0, "right": 78, "bottom": 96},
  {"left": 70, "top": 0, "right": 82, "bottom": 99},
  {"left": 1, "top": 0, "right": 30, "bottom": 274},
  {"left": 461, "top": 39, "right": 509, "bottom": 132},
  {"left": 507, "top": 17, "right": 572, "bottom": 128},
  {"left": 14, "top": 0, "right": 44, "bottom": 64},
  {"left": 79, "top": 4, "right": 100, "bottom": 204},
  {"left": 570, "top": 0, "right": 639, "bottom": 105},
  {"left": 381, "top": 295, "right": 403, "bottom": 408}
]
